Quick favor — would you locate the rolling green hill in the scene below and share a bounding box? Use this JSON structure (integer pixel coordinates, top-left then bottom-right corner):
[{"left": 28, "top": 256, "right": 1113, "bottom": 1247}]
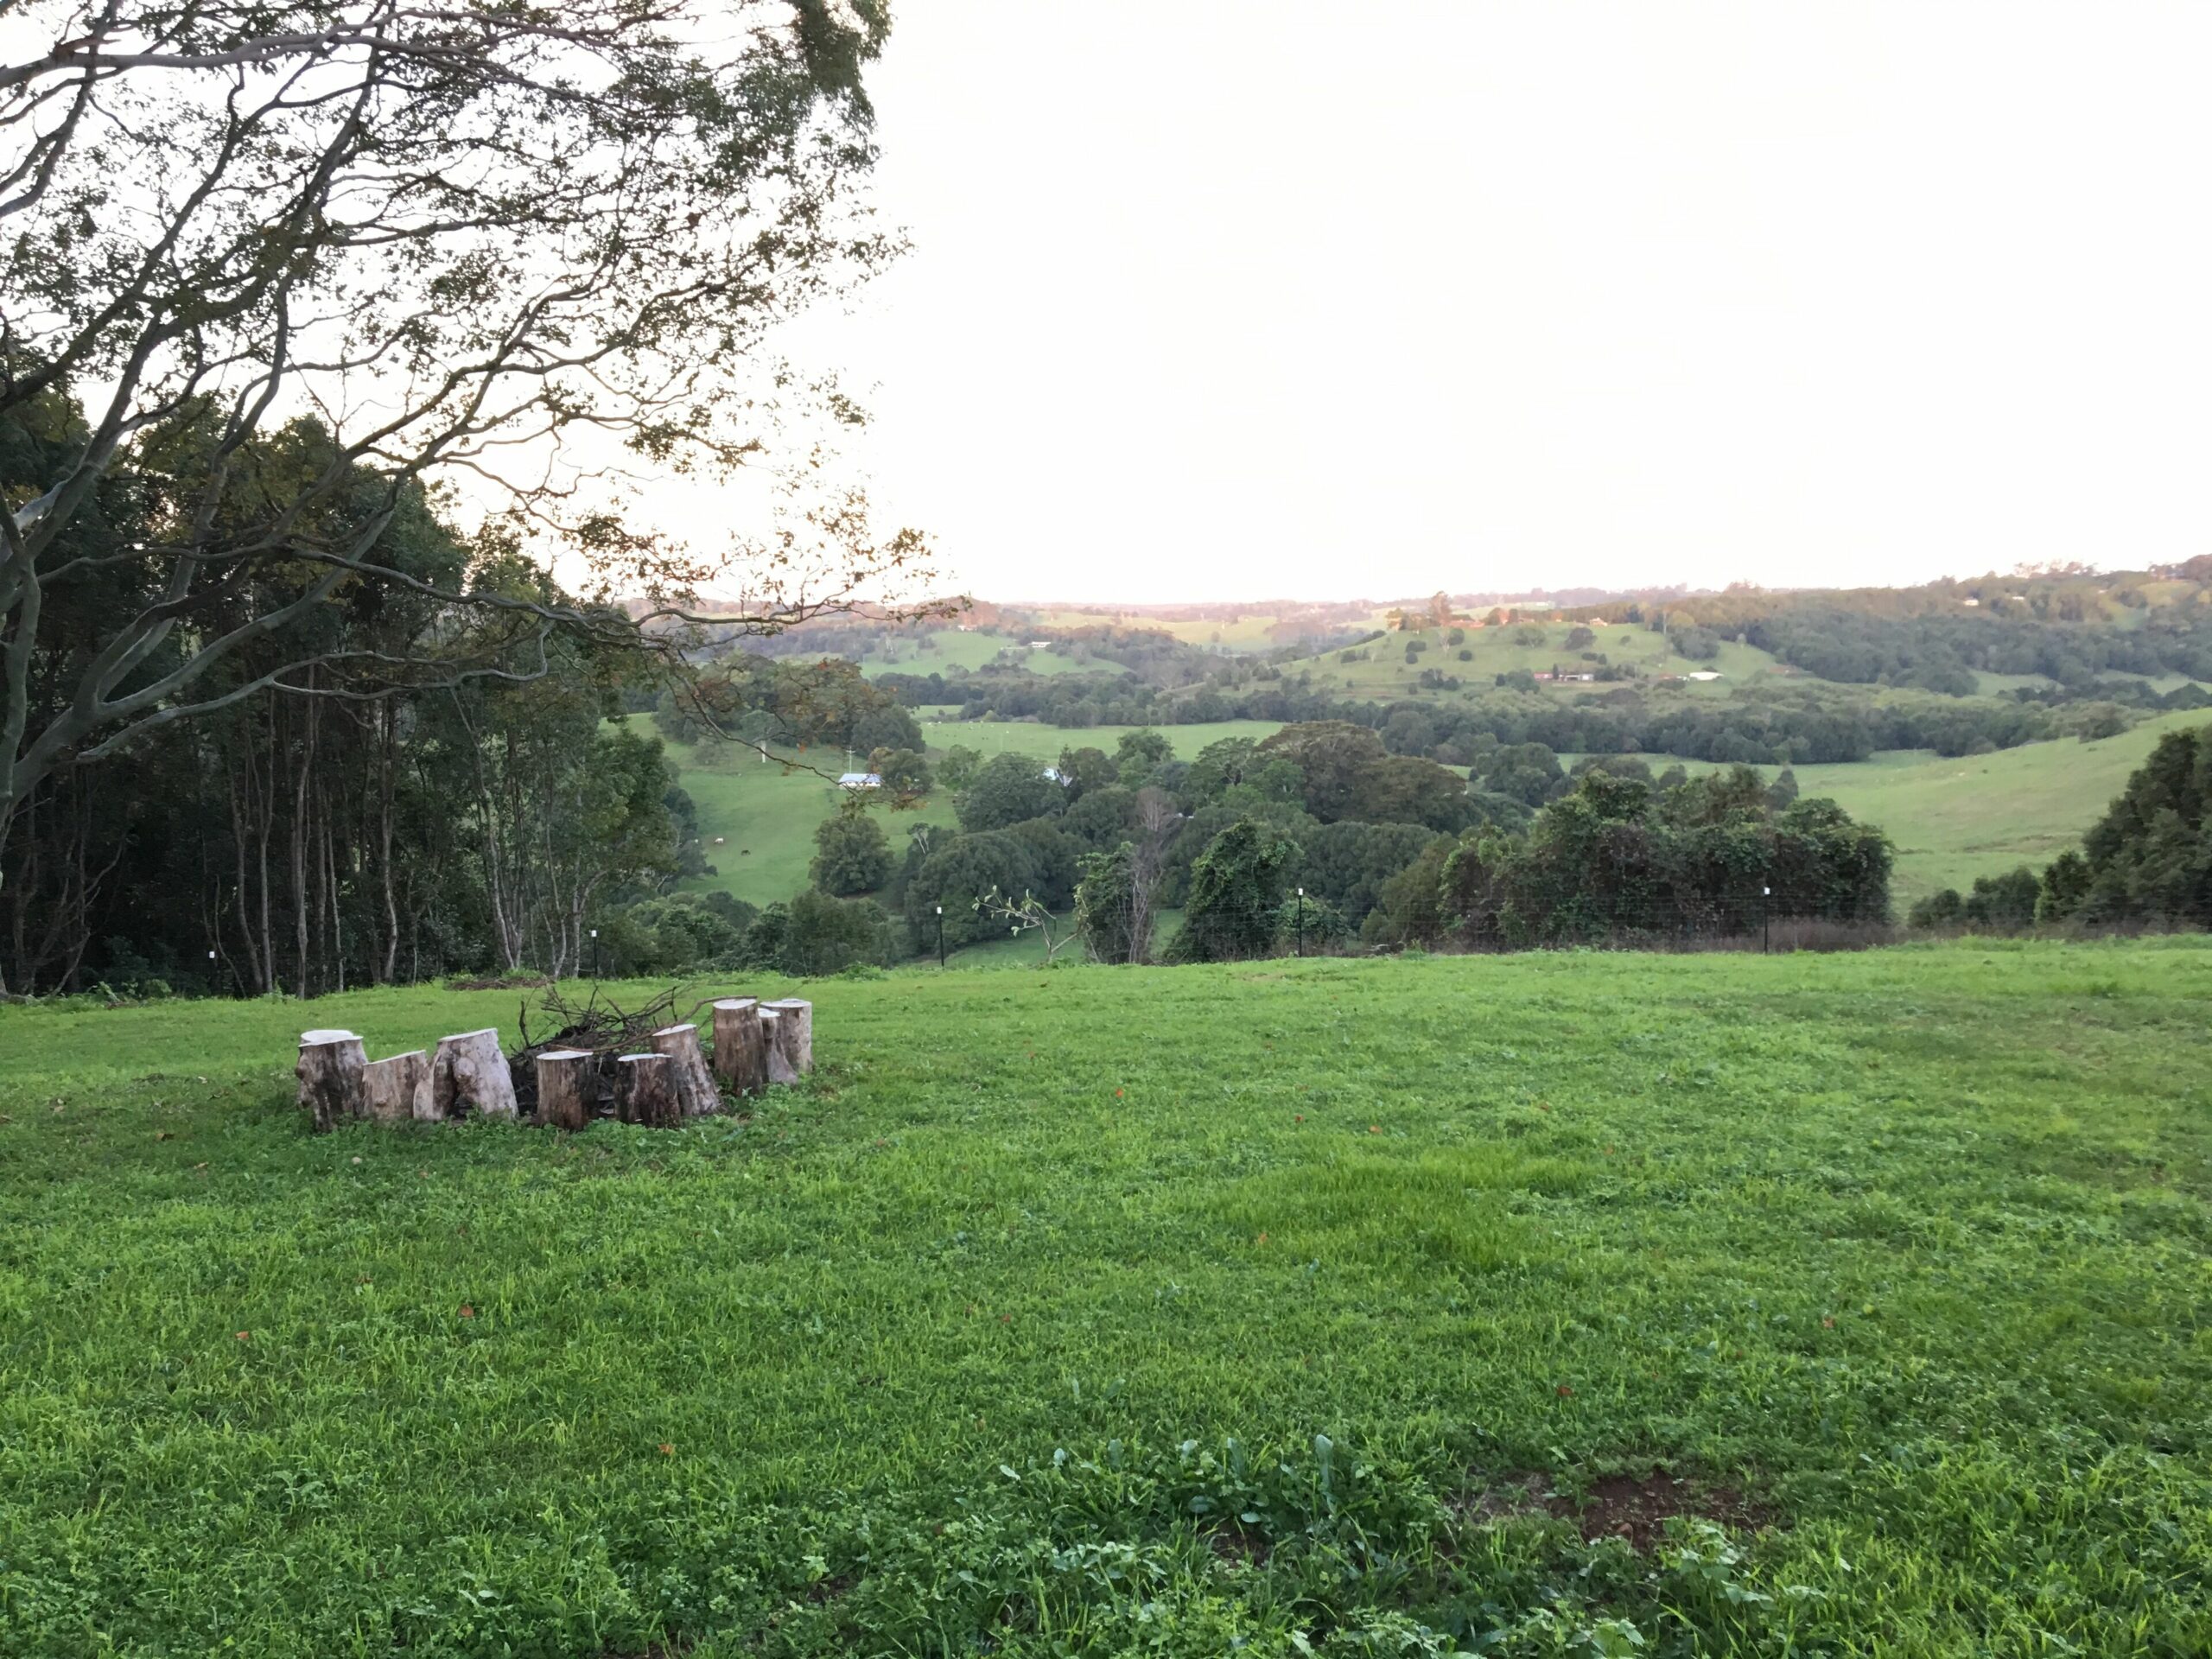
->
[
  {"left": 1281, "top": 618, "right": 1794, "bottom": 700},
  {"left": 671, "top": 721, "right": 1294, "bottom": 909},
  {"left": 855, "top": 631, "right": 1115, "bottom": 679},
  {"left": 1790, "top": 710, "right": 2210, "bottom": 904},
  {"left": 662, "top": 707, "right": 2207, "bottom": 917},
  {"left": 4, "top": 941, "right": 2209, "bottom": 1654}
]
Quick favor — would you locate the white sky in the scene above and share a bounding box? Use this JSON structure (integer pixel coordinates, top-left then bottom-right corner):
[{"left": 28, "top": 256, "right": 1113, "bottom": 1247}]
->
[{"left": 705, "top": 1, "right": 2212, "bottom": 604}]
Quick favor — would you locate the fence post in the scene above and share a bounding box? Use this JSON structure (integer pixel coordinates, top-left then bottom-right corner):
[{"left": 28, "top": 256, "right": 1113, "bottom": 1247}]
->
[{"left": 1762, "top": 885, "right": 1771, "bottom": 954}]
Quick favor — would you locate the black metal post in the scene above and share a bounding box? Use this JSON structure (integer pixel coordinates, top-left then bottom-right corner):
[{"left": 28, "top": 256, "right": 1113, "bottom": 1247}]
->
[
  {"left": 936, "top": 906, "right": 945, "bottom": 968},
  {"left": 1761, "top": 885, "right": 1770, "bottom": 955},
  {"left": 1296, "top": 889, "right": 1305, "bottom": 957}
]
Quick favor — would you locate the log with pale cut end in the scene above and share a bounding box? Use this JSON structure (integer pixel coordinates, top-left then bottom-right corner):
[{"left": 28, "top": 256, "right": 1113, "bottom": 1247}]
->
[
  {"left": 432, "top": 1027, "right": 518, "bottom": 1121},
  {"left": 711, "top": 997, "right": 767, "bottom": 1096},
  {"left": 615, "top": 1052, "right": 679, "bottom": 1128},
  {"left": 759, "top": 1007, "right": 789, "bottom": 1084},
  {"left": 764, "top": 998, "right": 812, "bottom": 1080},
  {"left": 534, "top": 1049, "right": 596, "bottom": 1133},
  {"left": 361, "top": 1051, "right": 429, "bottom": 1124},
  {"left": 296, "top": 1030, "right": 366, "bottom": 1133},
  {"left": 652, "top": 1022, "right": 720, "bottom": 1117}
]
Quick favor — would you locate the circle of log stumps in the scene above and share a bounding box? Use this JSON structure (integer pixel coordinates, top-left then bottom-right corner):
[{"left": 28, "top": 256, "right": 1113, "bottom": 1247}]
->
[{"left": 295, "top": 994, "right": 811, "bottom": 1135}]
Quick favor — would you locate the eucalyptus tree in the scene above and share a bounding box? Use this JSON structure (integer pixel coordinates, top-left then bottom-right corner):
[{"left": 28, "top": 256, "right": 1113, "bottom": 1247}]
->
[{"left": 0, "top": 1, "right": 931, "bottom": 987}]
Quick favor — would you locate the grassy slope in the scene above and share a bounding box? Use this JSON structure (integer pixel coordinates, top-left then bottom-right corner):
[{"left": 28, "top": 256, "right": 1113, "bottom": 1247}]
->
[
  {"left": 1793, "top": 711, "right": 2209, "bottom": 903},
  {"left": 916, "top": 717, "right": 1286, "bottom": 761},
  {"left": 671, "top": 723, "right": 1286, "bottom": 909},
  {"left": 856, "top": 630, "right": 1113, "bottom": 679},
  {"left": 1025, "top": 608, "right": 1333, "bottom": 652},
  {"left": 2, "top": 942, "right": 2209, "bottom": 1656},
  {"left": 668, "top": 743, "right": 928, "bottom": 908},
  {"left": 1281, "top": 620, "right": 1788, "bottom": 700}
]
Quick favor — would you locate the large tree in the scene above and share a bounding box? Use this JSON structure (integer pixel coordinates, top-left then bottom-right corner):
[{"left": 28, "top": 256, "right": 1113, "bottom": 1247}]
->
[{"left": 1, "top": 1, "right": 931, "bottom": 980}]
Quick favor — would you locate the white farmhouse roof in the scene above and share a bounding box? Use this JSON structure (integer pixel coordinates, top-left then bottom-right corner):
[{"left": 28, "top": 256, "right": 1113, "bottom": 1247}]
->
[
  {"left": 838, "top": 772, "right": 882, "bottom": 788},
  {"left": 1687, "top": 670, "right": 1724, "bottom": 682}
]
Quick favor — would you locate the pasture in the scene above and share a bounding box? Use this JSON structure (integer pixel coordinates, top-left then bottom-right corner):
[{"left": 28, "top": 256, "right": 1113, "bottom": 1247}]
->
[
  {"left": 667, "top": 723, "right": 1287, "bottom": 909},
  {"left": 1280, "top": 620, "right": 1791, "bottom": 700},
  {"left": 3, "top": 941, "right": 2209, "bottom": 1656},
  {"left": 1794, "top": 710, "right": 2212, "bottom": 903}
]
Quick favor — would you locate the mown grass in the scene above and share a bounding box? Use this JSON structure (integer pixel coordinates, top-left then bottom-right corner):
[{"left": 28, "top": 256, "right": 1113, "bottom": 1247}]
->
[{"left": 2, "top": 941, "right": 2209, "bottom": 1656}]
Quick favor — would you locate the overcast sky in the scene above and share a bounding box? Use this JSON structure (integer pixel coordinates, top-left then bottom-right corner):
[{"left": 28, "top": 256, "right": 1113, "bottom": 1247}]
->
[{"left": 714, "top": 1, "right": 2212, "bottom": 604}]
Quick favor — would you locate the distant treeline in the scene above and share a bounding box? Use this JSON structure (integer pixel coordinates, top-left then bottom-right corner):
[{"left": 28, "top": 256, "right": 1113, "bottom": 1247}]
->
[{"left": 876, "top": 666, "right": 2113, "bottom": 762}]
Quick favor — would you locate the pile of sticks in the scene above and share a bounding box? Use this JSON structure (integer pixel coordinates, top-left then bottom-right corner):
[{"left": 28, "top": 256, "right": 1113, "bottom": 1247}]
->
[{"left": 294, "top": 991, "right": 814, "bottom": 1134}]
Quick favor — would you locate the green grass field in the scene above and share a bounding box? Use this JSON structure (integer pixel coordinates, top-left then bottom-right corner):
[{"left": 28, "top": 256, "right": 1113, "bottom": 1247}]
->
[
  {"left": 1792, "top": 711, "right": 2210, "bottom": 904},
  {"left": 1281, "top": 621, "right": 1789, "bottom": 700},
  {"left": 856, "top": 630, "right": 1116, "bottom": 679},
  {"left": 668, "top": 724, "right": 1289, "bottom": 908},
  {"left": 2, "top": 941, "right": 2209, "bottom": 1656},
  {"left": 667, "top": 742, "right": 937, "bottom": 908},
  {"left": 916, "top": 717, "right": 1287, "bottom": 761}
]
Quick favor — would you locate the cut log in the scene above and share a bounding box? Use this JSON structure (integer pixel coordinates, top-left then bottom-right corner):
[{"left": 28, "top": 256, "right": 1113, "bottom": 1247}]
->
[
  {"left": 535, "top": 1048, "right": 596, "bottom": 1132},
  {"left": 432, "top": 1027, "right": 518, "bottom": 1121},
  {"left": 296, "top": 1030, "right": 366, "bottom": 1133},
  {"left": 361, "top": 1050, "right": 429, "bottom": 1125},
  {"left": 759, "top": 1007, "right": 786, "bottom": 1084},
  {"left": 652, "top": 1022, "right": 720, "bottom": 1117},
  {"left": 711, "top": 997, "right": 767, "bottom": 1096},
  {"left": 764, "top": 998, "right": 812, "bottom": 1080},
  {"left": 615, "top": 1052, "right": 679, "bottom": 1128}
]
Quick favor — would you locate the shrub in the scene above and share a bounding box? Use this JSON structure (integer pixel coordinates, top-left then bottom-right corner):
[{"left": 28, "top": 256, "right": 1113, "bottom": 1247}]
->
[{"left": 1170, "top": 818, "right": 1297, "bottom": 963}]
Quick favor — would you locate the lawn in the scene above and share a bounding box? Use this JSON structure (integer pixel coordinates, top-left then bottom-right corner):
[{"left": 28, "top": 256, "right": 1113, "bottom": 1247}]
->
[{"left": 3, "top": 941, "right": 2209, "bottom": 1656}]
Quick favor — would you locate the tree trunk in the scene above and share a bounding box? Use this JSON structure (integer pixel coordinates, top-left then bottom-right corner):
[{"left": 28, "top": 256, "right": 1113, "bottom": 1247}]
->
[
  {"left": 763, "top": 997, "right": 813, "bottom": 1081},
  {"left": 652, "top": 1022, "right": 720, "bottom": 1116},
  {"left": 615, "top": 1052, "right": 679, "bottom": 1128},
  {"left": 710, "top": 997, "right": 767, "bottom": 1096},
  {"left": 432, "top": 1027, "right": 518, "bottom": 1120},
  {"left": 361, "top": 1050, "right": 429, "bottom": 1123},
  {"left": 296, "top": 1029, "right": 366, "bottom": 1132},
  {"left": 535, "top": 1048, "right": 595, "bottom": 1132}
]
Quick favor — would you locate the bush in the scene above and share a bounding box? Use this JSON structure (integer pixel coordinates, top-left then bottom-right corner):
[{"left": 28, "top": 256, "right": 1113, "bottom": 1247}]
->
[
  {"left": 1170, "top": 818, "right": 1296, "bottom": 963},
  {"left": 772, "top": 889, "right": 893, "bottom": 976}
]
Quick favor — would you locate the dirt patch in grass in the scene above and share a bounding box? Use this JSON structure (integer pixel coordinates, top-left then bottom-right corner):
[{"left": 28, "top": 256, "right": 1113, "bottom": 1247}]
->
[
  {"left": 1458, "top": 1468, "right": 1775, "bottom": 1551},
  {"left": 1559, "top": 1471, "right": 1775, "bottom": 1550},
  {"left": 1208, "top": 1523, "right": 1272, "bottom": 1567}
]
